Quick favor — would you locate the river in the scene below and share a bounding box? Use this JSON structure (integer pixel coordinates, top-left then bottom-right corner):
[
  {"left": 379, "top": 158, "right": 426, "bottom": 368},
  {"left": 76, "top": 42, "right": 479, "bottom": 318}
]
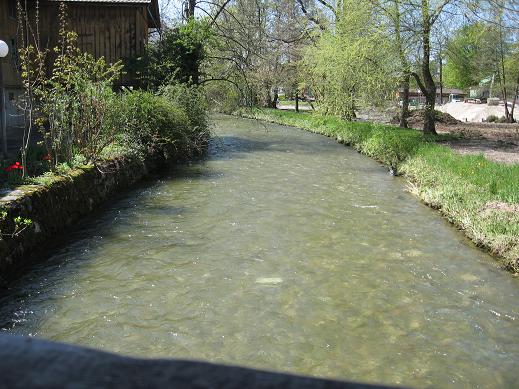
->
[{"left": 1, "top": 115, "right": 518, "bottom": 388}]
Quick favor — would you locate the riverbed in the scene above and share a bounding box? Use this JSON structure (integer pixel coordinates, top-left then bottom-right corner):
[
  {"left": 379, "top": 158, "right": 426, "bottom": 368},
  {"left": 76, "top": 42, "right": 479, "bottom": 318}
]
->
[{"left": 1, "top": 115, "right": 518, "bottom": 387}]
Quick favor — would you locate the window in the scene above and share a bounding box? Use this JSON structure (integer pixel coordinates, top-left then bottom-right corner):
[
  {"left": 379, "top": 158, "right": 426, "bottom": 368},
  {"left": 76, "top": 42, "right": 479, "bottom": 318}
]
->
[{"left": 10, "top": 38, "right": 21, "bottom": 73}]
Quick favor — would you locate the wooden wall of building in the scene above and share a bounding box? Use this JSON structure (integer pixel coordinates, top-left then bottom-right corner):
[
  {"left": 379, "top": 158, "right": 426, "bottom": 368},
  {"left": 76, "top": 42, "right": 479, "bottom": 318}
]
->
[
  {"left": 1, "top": 1, "right": 151, "bottom": 88},
  {"left": 66, "top": 5, "right": 149, "bottom": 70},
  {"left": 40, "top": 3, "right": 150, "bottom": 86},
  {"left": 0, "top": 0, "right": 23, "bottom": 88}
]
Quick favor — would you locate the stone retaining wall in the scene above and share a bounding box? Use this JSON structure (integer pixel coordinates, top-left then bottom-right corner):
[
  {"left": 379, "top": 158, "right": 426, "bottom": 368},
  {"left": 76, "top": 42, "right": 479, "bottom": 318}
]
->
[{"left": 0, "top": 149, "right": 167, "bottom": 282}]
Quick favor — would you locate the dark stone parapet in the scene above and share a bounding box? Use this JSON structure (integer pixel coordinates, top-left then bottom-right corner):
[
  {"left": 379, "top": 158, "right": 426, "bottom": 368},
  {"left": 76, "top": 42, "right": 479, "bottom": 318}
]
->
[
  {"left": 0, "top": 334, "right": 399, "bottom": 389},
  {"left": 0, "top": 149, "right": 168, "bottom": 282}
]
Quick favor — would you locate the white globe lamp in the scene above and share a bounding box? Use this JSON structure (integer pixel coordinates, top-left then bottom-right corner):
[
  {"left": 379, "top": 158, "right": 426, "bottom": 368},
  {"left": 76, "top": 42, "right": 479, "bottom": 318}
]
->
[{"left": 0, "top": 40, "right": 8, "bottom": 58}]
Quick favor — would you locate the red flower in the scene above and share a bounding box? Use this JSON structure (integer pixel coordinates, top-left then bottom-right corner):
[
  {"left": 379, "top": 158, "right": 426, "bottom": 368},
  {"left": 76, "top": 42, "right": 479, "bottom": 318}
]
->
[
  {"left": 42, "top": 154, "right": 52, "bottom": 161},
  {"left": 5, "top": 162, "right": 24, "bottom": 172}
]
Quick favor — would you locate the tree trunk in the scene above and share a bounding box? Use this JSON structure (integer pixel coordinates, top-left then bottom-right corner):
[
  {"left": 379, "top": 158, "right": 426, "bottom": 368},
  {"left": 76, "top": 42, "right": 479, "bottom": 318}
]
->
[
  {"left": 420, "top": 0, "right": 437, "bottom": 135},
  {"left": 423, "top": 95, "right": 436, "bottom": 133},
  {"left": 272, "top": 88, "right": 279, "bottom": 109},
  {"left": 263, "top": 86, "right": 276, "bottom": 108},
  {"left": 295, "top": 92, "right": 299, "bottom": 113},
  {"left": 394, "top": 0, "right": 410, "bottom": 128},
  {"left": 438, "top": 40, "right": 443, "bottom": 106},
  {"left": 185, "top": 0, "right": 196, "bottom": 19},
  {"left": 399, "top": 74, "right": 410, "bottom": 128},
  {"left": 510, "top": 74, "right": 519, "bottom": 122}
]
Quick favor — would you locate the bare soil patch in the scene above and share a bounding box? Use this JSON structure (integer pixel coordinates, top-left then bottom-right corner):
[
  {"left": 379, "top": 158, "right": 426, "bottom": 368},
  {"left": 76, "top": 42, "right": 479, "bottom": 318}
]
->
[{"left": 436, "top": 122, "right": 519, "bottom": 164}]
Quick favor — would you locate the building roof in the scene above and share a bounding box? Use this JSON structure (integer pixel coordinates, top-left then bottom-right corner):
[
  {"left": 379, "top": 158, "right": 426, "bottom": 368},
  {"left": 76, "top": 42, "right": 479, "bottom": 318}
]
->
[
  {"left": 52, "top": 0, "right": 161, "bottom": 29},
  {"left": 54, "top": 0, "right": 151, "bottom": 3}
]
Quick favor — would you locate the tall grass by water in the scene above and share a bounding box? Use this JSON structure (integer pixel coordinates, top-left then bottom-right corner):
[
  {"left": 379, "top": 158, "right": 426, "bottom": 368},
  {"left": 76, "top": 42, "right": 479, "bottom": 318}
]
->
[{"left": 241, "top": 108, "right": 519, "bottom": 272}]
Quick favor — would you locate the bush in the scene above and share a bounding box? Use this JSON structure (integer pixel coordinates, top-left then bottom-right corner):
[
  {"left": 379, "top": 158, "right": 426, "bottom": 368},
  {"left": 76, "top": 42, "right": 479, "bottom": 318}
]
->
[
  {"left": 121, "top": 91, "right": 208, "bottom": 157},
  {"left": 29, "top": 29, "right": 125, "bottom": 166},
  {"left": 159, "top": 82, "right": 208, "bottom": 132},
  {"left": 205, "top": 81, "right": 241, "bottom": 114},
  {"left": 17, "top": 8, "right": 209, "bottom": 179},
  {"left": 486, "top": 114, "right": 498, "bottom": 123}
]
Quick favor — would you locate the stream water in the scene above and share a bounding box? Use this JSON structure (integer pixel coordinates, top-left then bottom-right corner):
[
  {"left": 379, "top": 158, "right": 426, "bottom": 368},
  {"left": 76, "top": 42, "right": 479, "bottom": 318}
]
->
[{"left": 1, "top": 115, "right": 518, "bottom": 388}]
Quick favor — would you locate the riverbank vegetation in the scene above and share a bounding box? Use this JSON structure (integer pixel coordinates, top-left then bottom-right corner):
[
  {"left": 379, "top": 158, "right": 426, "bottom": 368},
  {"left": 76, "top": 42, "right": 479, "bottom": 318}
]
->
[
  {"left": 1, "top": 4, "right": 210, "bottom": 248},
  {"left": 242, "top": 108, "right": 519, "bottom": 272},
  {"left": 1, "top": 4, "right": 209, "bottom": 188}
]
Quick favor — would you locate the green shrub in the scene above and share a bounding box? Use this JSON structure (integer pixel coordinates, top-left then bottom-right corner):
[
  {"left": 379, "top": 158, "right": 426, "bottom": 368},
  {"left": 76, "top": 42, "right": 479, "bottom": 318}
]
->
[
  {"left": 120, "top": 91, "right": 208, "bottom": 157},
  {"left": 486, "top": 114, "right": 498, "bottom": 123},
  {"left": 159, "top": 82, "right": 208, "bottom": 133},
  {"left": 30, "top": 29, "right": 124, "bottom": 166},
  {"left": 121, "top": 91, "right": 188, "bottom": 147},
  {"left": 205, "top": 81, "right": 241, "bottom": 114}
]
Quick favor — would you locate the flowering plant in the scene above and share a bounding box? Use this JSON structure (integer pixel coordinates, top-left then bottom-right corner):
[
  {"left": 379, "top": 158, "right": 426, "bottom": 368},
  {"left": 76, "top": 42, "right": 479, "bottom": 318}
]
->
[{"left": 4, "top": 162, "right": 24, "bottom": 172}]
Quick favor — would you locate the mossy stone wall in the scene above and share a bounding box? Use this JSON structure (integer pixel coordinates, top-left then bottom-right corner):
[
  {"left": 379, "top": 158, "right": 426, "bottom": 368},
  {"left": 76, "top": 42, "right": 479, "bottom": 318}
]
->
[{"left": 0, "top": 150, "right": 166, "bottom": 282}]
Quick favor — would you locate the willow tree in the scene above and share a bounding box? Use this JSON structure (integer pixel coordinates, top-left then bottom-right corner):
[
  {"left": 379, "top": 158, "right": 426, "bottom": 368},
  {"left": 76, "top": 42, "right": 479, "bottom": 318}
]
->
[{"left": 303, "top": 0, "right": 398, "bottom": 120}]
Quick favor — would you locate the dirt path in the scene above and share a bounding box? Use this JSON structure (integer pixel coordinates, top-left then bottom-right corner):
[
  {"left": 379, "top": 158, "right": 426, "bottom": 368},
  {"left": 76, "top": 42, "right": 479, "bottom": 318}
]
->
[{"left": 436, "top": 122, "right": 519, "bottom": 164}]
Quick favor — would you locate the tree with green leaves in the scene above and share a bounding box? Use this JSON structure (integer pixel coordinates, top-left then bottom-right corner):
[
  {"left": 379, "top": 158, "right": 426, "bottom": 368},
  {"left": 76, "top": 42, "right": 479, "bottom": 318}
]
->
[
  {"left": 132, "top": 19, "right": 211, "bottom": 90},
  {"left": 303, "top": 0, "right": 399, "bottom": 120},
  {"left": 443, "top": 22, "right": 494, "bottom": 89}
]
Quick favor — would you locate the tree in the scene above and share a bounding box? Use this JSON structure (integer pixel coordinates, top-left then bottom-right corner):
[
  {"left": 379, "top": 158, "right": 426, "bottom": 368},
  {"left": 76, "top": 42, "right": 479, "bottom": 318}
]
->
[
  {"left": 443, "top": 22, "right": 492, "bottom": 89},
  {"left": 504, "top": 44, "right": 519, "bottom": 120},
  {"left": 132, "top": 19, "right": 211, "bottom": 89},
  {"left": 405, "top": 0, "right": 457, "bottom": 134},
  {"left": 203, "top": 0, "right": 309, "bottom": 109},
  {"left": 303, "top": 0, "right": 399, "bottom": 120},
  {"left": 372, "top": 0, "right": 417, "bottom": 127}
]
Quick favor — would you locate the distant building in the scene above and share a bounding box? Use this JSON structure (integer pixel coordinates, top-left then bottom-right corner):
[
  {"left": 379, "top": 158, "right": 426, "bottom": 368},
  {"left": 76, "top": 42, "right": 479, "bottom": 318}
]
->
[{"left": 397, "top": 87, "right": 466, "bottom": 107}]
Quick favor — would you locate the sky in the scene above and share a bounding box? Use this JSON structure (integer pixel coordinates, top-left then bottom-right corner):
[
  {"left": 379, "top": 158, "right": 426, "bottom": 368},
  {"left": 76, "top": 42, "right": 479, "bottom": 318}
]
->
[{"left": 159, "top": 0, "right": 186, "bottom": 23}]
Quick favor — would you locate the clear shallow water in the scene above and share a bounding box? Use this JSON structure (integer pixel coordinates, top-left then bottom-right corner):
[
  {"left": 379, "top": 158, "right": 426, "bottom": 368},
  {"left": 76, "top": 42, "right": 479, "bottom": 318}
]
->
[{"left": 1, "top": 115, "right": 518, "bottom": 388}]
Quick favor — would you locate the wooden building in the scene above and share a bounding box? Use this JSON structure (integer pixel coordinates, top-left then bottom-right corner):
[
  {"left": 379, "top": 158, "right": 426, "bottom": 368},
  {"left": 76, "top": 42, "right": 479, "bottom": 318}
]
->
[{"left": 0, "top": 0, "right": 160, "bottom": 157}]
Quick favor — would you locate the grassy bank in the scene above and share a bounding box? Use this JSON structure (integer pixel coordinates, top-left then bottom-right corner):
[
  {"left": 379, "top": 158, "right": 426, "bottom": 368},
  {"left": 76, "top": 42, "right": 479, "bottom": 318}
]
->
[{"left": 240, "top": 108, "right": 519, "bottom": 273}]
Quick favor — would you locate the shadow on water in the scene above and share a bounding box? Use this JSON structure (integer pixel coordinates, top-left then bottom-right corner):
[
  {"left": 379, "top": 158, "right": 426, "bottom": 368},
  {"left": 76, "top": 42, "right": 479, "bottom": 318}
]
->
[
  {"left": 0, "top": 334, "right": 403, "bottom": 389},
  {"left": 0, "top": 157, "right": 225, "bottom": 319}
]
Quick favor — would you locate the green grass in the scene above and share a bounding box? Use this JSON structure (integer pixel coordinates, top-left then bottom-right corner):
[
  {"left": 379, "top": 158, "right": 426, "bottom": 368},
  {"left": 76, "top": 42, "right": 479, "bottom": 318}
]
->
[{"left": 240, "top": 108, "right": 519, "bottom": 272}]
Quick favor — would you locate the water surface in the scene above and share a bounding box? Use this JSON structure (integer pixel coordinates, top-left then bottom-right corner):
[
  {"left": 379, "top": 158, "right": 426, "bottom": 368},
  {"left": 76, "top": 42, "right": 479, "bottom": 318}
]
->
[{"left": 1, "top": 115, "right": 518, "bottom": 388}]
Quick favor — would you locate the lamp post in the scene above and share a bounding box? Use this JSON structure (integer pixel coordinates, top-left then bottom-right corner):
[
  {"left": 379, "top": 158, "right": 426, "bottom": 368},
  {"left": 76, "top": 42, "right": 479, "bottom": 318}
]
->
[{"left": 0, "top": 40, "right": 9, "bottom": 158}]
